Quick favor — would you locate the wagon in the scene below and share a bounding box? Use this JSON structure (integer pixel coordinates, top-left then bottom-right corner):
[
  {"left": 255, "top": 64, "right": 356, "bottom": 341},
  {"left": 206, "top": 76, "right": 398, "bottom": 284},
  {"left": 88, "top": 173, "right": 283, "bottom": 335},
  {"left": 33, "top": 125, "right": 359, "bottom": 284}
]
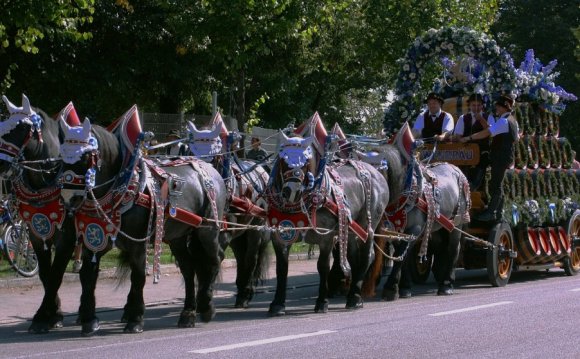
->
[{"left": 410, "top": 99, "right": 580, "bottom": 287}]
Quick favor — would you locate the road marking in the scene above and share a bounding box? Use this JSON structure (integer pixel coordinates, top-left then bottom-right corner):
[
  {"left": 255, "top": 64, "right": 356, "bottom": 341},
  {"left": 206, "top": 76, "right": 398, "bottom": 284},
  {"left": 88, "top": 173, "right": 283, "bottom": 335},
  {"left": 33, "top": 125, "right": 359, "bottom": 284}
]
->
[
  {"left": 428, "top": 301, "right": 513, "bottom": 317},
  {"left": 189, "top": 330, "right": 336, "bottom": 354},
  {"left": 570, "top": 288, "right": 580, "bottom": 292}
]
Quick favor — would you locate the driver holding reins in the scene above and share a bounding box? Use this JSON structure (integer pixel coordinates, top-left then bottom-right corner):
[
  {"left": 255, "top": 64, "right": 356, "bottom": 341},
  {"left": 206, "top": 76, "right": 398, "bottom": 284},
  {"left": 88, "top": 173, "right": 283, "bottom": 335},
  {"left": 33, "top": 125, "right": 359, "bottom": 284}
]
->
[{"left": 412, "top": 92, "right": 454, "bottom": 142}]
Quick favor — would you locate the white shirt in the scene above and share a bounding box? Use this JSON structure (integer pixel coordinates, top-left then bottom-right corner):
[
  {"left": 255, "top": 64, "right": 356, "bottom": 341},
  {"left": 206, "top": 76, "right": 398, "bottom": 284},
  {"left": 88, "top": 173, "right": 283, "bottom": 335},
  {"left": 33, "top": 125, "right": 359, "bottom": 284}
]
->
[
  {"left": 413, "top": 110, "right": 454, "bottom": 135},
  {"left": 453, "top": 112, "right": 495, "bottom": 136},
  {"left": 489, "top": 112, "right": 518, "bottom": 137}
]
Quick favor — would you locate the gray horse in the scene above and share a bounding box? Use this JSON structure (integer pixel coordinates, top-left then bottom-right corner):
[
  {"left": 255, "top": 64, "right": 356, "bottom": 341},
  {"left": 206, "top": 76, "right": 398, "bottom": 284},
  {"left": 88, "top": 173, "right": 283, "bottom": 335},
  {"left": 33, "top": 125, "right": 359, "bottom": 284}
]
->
[
  {"left": 186, "top": 118, "right": 270, "bottom": 308},
  {"left": 361, "top": 123, "right": 471, "bottom": 299},
  {"left": 264, "top": 132, "right": 390, "bottom": 315},
  {"left": 58, "top": 109, "right": 227, "bottom": 335}
]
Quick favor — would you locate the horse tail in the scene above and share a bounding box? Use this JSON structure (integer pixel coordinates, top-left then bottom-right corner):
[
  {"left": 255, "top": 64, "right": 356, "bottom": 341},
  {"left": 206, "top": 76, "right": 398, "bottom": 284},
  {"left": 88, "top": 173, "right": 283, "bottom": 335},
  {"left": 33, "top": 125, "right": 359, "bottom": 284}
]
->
[
  {"left": 114, "top": 249, "right": 134, "bottom": 287},
  {"left": 253, "top": 236, "right": 271, "bottom": 285},
  {"left": 362, "top": 236, "right": 386, "bottom": 298}
]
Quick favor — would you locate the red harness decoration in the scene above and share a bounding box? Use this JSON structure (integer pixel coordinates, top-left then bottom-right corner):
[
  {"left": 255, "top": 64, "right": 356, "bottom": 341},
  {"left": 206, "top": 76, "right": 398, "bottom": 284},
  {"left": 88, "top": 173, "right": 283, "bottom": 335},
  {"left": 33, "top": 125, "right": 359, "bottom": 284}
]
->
[{"left": 267, "top": 205, "right": 310, "bottom": 245}]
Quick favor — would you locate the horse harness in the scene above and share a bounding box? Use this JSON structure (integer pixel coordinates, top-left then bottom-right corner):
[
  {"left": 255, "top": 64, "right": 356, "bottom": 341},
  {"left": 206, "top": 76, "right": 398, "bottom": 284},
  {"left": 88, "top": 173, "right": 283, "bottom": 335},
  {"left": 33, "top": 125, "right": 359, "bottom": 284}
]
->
[{"left": 384, "top": 161, "right": 471, "bottom": 257}]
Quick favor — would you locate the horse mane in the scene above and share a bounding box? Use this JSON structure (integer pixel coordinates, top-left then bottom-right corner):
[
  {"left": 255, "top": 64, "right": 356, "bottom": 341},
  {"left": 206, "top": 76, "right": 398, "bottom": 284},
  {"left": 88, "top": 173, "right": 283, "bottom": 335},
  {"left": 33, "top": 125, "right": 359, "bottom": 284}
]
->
[
  {"left": 90, "top": 124, "right": 122, "bottom": 181},
  {"left": 379, "top": 144, "right": 406, "bottom": 207}
]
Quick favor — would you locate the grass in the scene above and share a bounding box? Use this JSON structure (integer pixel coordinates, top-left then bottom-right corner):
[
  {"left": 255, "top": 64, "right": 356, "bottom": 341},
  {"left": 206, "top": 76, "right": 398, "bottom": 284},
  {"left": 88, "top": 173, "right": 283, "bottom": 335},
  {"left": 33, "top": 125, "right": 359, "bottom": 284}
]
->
[{"left": 0, "top": 241, "right": 315, "bottom": 279}]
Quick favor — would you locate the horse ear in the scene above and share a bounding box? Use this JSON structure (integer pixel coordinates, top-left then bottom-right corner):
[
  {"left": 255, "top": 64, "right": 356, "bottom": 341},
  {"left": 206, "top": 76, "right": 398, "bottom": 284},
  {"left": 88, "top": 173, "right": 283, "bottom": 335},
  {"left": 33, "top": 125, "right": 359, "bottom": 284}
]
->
[
  {"left": 60, "top": 114, "right": 72, "bottom": 132},
  {"left": 186, "top": 120, "right": 196, "bottom": 136},
  {"left": 82, "top": 117, "right": 92, "bottom": 136},
  {"left": 22, "top": 94, "right": 32, "bottom": 114},
  {"left": 210, "top": 120, "right": 222, "bottom": 138},
  {"left": 2, "top": 95, "right": 17, "bottom": 113}
]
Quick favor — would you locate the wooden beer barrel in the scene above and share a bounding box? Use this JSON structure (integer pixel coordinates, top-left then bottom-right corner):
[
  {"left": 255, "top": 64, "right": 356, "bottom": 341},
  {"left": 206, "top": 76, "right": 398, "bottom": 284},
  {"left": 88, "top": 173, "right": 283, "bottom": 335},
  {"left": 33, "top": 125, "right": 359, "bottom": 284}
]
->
[
  {"left": 548, "top": 227, "right": 564, "bottom": 260},
  {"left": 536, "top": 227, "right": 553, "bottom": 263},
  {"left": 517, "top": 227, "right": 541, "bottom": 264}
]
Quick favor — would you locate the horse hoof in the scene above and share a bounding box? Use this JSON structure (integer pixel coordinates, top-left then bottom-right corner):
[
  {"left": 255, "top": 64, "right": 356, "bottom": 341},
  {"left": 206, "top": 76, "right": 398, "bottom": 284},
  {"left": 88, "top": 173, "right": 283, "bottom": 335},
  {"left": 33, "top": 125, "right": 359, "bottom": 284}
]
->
[
  {"left": 81, "top": 319, "right": 100, "bottom": 337},
  {"left": 345, "top": 297, "right": 364, "bottom": 310},
  {"left": 399, "top": 289, "right": 412, "bottom": 299},
  {"left": 199, "top": 306, "right": 216, "bottom": 323},
  {"left": 120, "top": 313, "right": 128, "bottom": 323},
  {"left": 437, "top": 286, "right": 453, "bottom": 296},
  {"left": 49, "top": 314, "right": 64, "bottom": 329},
  {"left": 28, "top": 321, "right": 50, "bottom": 334},
  {"left": 314, "top": 301, "right": 328, "bottom": 313},
  {"left": 234, "top": 297, "right": 250, "bottom": 309},
  {"left": 123, "top": 321, "right": 144, "bottom": 334},
  {"left": 268, "top": 304, "right": 285, "bottom": 317},
  {"left": 178, "top": 310, "right": 196, "bottom": 328},
  {"left": 382, "top": 288, "right": 399, "bottom": 302}
]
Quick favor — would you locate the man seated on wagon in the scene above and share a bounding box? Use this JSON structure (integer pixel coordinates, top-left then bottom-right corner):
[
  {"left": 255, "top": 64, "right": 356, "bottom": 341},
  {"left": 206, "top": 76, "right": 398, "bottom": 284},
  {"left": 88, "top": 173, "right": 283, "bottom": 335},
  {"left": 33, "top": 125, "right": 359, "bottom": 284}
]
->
[
  {"left": 412, "top": 92, "right": 454, "bottom": 142},
  {"left": 451, "top": 93, "right": 495, "bottom": 190}
]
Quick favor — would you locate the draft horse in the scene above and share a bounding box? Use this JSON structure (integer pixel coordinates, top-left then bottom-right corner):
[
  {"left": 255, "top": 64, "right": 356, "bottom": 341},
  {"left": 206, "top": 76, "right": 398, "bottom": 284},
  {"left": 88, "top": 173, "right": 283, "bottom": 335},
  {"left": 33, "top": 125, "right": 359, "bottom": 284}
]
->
[
  {"left": 0, "top": 95, "right": 78, "bottom": 333},
  {"left": 58, "top": 108, "right": 227, "bottom": 336},
  {"left": 186, "top": 116, "right": 270, "bottom": 308},
  {"left": 361, "top": 123, "right": 471, "bottom": 299},
  {"left": 264, "top": 132, "right": 390, "bottom": 315}
]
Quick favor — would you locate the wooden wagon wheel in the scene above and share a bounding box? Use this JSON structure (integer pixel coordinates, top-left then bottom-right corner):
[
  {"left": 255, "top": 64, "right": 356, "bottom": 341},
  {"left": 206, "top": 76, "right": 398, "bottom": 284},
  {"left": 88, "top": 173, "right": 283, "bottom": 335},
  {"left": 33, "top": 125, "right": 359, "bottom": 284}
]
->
[
  {"left": 486, "top": 222, "right": 514, "bottom": 287},
  {"left": 563, "top": 210, "right": 580, "bottom": 276}
]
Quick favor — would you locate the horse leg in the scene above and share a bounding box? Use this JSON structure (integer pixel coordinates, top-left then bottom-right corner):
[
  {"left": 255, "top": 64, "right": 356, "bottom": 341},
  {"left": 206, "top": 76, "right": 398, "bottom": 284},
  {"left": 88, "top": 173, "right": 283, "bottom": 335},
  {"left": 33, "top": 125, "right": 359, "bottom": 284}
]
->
[
  {"left": 433, "top": 230, "right": 461, "bottom": 296},
  {"left": 327, "top": 246, "right": 347, "bottom": 298},
  {"left": 314, "top": 243, "right": 332, "bottom": 313},
  {"left": 78, "top": 250, "right": 102, "bottom": 337},
  {"left": 194, "top": 233, "right": 221, "bottom": 323},
  {"left": 344, "top": 239, "right": 366, "bottom": 310},
  {"left": 268, "top": 241, "right": 290, "bottom": 316},
  {"left": 121, "top": 241, "right": 147, "bottom": 333},
  {"left": 28, "top": 233, "right": 75, "bottom": 334},
  {"left": 230, "top": 233, "right": 252, "bottom": 308},
  {"left": 170, "top": 238, "right": 197, "bottom": 328},
  {"left": 382, "top": 240, "right": 411, "bottom": 301}
]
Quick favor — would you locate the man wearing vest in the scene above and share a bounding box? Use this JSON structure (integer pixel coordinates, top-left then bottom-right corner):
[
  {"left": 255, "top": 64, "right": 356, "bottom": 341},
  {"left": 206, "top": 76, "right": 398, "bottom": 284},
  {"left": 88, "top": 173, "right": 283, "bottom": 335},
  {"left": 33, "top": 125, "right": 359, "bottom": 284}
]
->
[
  {"left": 452, "top": 93, "right": 495, "bottom": 190},
  {"left": 412, "top": 92, "right": 454, "bottom": 141},
  {"left": 460, "top": 95, "right": 519, "bottom": 221}
]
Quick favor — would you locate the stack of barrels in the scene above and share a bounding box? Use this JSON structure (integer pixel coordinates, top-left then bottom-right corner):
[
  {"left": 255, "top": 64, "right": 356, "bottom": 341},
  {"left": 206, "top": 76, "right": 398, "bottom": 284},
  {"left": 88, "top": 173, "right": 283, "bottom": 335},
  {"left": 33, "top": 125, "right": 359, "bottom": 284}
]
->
[{"left": 503, "top": 103, "right": 577, "bottom": 265}]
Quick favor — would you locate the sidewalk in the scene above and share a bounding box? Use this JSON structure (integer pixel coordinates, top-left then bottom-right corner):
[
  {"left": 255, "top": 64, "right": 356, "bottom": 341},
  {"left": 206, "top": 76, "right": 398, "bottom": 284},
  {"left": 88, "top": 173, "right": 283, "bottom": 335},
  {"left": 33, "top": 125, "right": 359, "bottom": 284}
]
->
[{"left": 0, "top": 253, "right": 319, "bottom": 325}]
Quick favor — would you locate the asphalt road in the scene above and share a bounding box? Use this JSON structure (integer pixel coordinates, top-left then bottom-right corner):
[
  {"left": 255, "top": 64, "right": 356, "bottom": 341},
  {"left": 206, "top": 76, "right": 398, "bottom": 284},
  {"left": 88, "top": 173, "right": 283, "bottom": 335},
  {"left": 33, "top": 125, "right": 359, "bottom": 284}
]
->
[{"left": 1, "top": 260, "right": 579, "bottom": 359}]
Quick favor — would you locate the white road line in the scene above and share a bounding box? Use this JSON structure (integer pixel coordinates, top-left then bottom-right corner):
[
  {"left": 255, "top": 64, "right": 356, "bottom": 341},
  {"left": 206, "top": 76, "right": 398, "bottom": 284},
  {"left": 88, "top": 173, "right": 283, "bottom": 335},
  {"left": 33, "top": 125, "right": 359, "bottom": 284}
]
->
[
  {"left": 190, "top": 330, "right": 336, "bottom": 354},
  {"left": 570, "top": 288, "right": 580, "bottom": 292},
  {"left": 428, "top": 301, "right": 513, "bottom": 317}
]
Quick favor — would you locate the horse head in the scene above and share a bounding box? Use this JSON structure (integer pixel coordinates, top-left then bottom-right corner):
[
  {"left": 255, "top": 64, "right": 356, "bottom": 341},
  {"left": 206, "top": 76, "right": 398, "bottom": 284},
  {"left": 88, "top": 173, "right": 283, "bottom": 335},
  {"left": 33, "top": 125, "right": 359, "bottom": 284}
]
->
[
  {"left": 0, "top": 94, "right": 44, "bottom": 176},
  {"left": 186, "top": 120, "right": 223, "bottom": 162},
  {"left": 58, "top": 116, "right": 99, "bottom": 211},
  {"left": 275, "top": 132, "right": 315, "bottom": 205}
]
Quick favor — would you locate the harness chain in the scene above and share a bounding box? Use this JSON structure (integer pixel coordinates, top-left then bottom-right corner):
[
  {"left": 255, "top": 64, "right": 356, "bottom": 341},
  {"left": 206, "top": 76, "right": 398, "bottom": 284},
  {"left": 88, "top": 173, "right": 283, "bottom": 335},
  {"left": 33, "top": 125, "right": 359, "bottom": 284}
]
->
[
  {"left": 349, "top": 160, "right": 374, "bottom": 240},
  {"left": 327, "top": 165, "right": 351, "bottom": 277}
]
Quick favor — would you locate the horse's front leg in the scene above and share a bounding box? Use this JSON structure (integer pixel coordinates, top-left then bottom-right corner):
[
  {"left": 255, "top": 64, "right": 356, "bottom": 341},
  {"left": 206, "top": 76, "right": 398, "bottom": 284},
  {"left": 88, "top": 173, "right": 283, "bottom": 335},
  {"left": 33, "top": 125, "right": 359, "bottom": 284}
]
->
[
  {"left": 268, "top": 240, "right": 290, "bottom": 316},
  {"left": 315, "top": 242, "right": 332, "bottom": 313},
  {"left": 78, "top": 249, "right": 102, "bottom": 337},
  {"left": 382, "top": 240, "right": 411, "bottom": 301},
  {"left": 433, "top": 229, "right": 461, "bottom": 296},
  {"left": 122, "top": 241, "right": 147, "bottom": 333}
]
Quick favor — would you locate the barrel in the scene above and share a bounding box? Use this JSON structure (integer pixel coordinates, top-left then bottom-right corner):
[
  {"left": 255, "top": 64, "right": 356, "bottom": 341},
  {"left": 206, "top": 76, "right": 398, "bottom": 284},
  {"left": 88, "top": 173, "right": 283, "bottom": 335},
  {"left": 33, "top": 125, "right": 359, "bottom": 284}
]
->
[
  {"left": 536, "top": 227, "right": 553, "bottom": 263},
  {"left": 517, "top": 227, "right": 541, "bottom": 264},
  {"left": 548, "top": 227, "right": 563, "bottom": 260},
  {"left": 557, "top": 226, "right": 572, "bottom": 254},
  {"left": 442, "top": 96, "right": 469, "bottom": 121}
]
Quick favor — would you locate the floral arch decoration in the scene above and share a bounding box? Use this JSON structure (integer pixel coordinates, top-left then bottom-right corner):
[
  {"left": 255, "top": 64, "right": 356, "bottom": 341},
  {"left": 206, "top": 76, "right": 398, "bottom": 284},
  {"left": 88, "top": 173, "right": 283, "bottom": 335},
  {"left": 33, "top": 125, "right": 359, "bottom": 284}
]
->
[{"left": 383, "top": 26, "right": 517, "bottom": 134}]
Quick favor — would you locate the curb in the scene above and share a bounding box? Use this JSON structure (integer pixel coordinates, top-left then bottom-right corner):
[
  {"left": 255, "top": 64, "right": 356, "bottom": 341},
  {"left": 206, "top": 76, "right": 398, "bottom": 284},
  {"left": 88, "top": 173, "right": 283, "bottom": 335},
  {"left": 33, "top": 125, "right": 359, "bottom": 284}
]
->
[{"left": 0, "top": 253, "right": 317, "bottom": 290}]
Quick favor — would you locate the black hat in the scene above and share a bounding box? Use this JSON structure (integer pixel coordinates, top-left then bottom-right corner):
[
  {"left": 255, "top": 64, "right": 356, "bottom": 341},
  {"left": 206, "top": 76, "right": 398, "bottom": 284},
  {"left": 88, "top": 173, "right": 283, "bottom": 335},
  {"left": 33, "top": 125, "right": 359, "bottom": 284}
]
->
[
  {"left": 424, "top": 92, "right": 444, "bottom": 105},
  {"left": 167, "top": 129, "right": 181, "bottom": 138},
  {"left": 467, "top": 93, "right": 484, "bottom": 103},
  {"left": 494, "top": 95, "right": 515, "bottom": 111}
]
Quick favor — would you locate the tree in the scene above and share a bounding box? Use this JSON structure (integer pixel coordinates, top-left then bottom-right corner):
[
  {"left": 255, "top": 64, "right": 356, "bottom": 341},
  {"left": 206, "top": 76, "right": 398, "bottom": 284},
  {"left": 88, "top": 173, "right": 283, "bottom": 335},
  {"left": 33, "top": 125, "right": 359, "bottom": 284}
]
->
[
  {"left": 0, "top": 0, "right": 94, "bottom": 92},
  {"left": 491, "top": 0, "right": 580, "bottom": 150}
]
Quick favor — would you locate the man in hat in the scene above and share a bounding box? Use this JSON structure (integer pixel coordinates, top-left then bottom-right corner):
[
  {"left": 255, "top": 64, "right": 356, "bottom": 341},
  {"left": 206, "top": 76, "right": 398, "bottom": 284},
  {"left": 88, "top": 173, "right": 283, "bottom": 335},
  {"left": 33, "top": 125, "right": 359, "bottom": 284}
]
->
[
  {"left": 246, "top": 136, "right": 268, "bottom": 161},
  {"left": 460, "top": 94, "right": 519, "bottom": 221},
  {"left": 165, "top": 129, "right": 188, "bottom": 156},
  {"left": 412, "top": 92, "right": 454, "bottom": 141},
  {"left": 452, "top": 93, "right": 495, "bottom": 190}
]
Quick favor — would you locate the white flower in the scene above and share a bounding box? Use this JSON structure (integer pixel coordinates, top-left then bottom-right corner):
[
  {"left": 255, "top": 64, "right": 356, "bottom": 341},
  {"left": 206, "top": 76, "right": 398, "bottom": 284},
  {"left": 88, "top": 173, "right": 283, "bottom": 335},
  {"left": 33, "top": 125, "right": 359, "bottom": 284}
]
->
[
  {"left": 403, "top": 64, "right": 410, "bottom": 71},
  {"left": 409, "top": 73, "right": 416, "bottom": 79}
]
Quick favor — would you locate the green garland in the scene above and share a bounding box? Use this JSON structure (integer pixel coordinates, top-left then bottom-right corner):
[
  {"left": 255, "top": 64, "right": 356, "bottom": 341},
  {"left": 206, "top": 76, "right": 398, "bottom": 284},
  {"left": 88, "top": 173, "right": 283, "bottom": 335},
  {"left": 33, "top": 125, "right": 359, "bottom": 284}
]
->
[
  {"left": 531, "top": 169, "right": 547, "bottom": 197},
  {"left": 518, "top": 170, "right": 533, "bottom": 198},
  {"left": 544, "top": 169, "right": 560, "bottom": 198},
  {"left": 525, "top": 136, "right": 539, "bottom": 169},
  {"left": 559, "top": 138, "right": 573, "bottom": 169},
  {"left": 548, "top": 137, "right": 562, "bottom": 168},
  {"left": 550, "top": 113, "right": 560, "bottom": 137},
  {"left": 537, "top": 136, "right": 551, "bottom": 168},
  {"left": 514, "top": 139, "right": 529, "bottom": 169}
]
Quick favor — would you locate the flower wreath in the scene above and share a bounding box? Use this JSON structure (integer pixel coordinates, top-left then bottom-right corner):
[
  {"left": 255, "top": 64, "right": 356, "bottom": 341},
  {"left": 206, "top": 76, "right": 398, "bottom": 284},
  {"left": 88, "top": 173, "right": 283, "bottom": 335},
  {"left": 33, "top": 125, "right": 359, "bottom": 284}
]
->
[
  {"left": 383, "top": 26, "right": 517, "bottom": 133},
  {"left": 548, "top": 137, "right": 561, "bottom": 169},
  {"left": 524, "top": 136, "right": 539, "bottom": 169},
  {"left": 536, "top": 136, "right": 551, "bottom": 169}
]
